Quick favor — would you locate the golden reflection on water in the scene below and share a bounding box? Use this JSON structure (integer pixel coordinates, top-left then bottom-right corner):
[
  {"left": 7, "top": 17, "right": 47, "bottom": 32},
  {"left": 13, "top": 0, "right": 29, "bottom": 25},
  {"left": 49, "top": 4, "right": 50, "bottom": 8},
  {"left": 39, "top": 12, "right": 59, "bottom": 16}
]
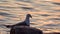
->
[{"left": 0, "top": 0, "right": 60, "bottom": 34}]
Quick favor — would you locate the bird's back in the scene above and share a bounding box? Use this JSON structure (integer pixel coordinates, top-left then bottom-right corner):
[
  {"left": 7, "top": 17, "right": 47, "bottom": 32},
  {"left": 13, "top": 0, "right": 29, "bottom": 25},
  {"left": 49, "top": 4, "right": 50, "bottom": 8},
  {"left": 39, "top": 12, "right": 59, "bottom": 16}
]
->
[{"left": 14, "top": 22, "right": 27, "bottom": 26}]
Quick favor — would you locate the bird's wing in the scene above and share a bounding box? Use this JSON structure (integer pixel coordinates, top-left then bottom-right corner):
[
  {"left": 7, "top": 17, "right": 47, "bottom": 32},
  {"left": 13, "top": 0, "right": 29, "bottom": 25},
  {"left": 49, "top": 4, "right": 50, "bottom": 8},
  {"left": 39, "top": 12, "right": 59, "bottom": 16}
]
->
[{"left": 12, "top": 21, "right": 26, "bottom": 26}]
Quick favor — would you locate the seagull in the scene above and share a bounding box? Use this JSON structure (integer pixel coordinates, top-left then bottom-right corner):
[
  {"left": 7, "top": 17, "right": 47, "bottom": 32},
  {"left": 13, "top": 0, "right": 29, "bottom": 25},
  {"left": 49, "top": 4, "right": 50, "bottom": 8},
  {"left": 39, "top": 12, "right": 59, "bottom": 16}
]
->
[{"left": 4, "top": 14, "right": 32, "bottom": 28}]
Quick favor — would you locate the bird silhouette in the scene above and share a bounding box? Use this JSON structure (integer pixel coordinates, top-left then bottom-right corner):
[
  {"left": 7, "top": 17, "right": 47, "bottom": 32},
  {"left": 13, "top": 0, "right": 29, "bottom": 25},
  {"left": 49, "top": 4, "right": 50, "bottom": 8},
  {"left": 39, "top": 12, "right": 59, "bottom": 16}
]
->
[{"left": 4, "top": 14, "right": 32, "bottom": 28}]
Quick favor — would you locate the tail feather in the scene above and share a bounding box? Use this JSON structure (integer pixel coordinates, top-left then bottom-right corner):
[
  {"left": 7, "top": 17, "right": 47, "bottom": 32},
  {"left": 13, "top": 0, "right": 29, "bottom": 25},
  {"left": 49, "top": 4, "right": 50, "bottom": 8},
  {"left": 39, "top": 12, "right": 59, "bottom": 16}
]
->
[{"left": 4, "top": 25, "right": 12, "bottom": 28}]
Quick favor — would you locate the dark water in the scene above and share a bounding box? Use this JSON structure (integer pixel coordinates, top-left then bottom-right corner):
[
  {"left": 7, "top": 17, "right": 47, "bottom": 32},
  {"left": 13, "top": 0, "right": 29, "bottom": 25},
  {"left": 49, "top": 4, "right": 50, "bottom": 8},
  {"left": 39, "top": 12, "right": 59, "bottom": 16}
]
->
[{"left": 0, "top": 0, "right": 60, "bottom": 34}]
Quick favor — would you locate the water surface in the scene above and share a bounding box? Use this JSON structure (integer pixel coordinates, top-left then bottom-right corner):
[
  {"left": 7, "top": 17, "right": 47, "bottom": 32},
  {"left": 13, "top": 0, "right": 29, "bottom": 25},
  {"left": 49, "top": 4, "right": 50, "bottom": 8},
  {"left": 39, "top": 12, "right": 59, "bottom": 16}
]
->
[{"left": 0, "top": 0, "right": 60, "bottom": 34}]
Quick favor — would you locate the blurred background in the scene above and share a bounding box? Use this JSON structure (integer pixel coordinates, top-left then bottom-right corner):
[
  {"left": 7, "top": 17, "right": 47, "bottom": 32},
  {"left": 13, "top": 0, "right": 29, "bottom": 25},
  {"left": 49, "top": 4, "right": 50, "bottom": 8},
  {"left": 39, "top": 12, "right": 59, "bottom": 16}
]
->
[{"left": 0, "top": 0, "right": 60, "bottom": 34}]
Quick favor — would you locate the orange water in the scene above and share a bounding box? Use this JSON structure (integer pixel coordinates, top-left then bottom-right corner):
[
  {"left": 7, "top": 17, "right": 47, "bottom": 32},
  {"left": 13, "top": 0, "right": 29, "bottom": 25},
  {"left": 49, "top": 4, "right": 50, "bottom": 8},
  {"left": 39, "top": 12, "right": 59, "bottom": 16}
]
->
[{"left": 0, "top": 0, "right": 60, "bottom": 34}]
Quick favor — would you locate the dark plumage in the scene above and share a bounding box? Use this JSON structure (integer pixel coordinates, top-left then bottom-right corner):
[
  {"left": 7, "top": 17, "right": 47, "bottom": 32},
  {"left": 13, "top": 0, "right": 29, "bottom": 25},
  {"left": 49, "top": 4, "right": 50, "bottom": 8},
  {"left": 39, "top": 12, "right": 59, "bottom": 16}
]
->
[{"left": 4, "top": 14, "right": 32, "bottom": 28}]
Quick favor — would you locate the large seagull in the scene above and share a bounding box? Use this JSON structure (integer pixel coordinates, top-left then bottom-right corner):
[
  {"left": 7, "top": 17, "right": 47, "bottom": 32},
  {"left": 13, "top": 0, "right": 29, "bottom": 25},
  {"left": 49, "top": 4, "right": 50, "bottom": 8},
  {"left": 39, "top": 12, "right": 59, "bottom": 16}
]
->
[{"left": 4, "top": 14, "right": 32, "bottom": 28}]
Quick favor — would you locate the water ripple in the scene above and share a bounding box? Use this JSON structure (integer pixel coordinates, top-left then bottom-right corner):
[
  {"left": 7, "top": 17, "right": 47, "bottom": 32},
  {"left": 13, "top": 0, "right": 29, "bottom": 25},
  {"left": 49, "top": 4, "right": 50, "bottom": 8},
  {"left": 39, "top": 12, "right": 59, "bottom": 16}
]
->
[
  {"left": 52, "top": 2, "right": 60, "bottom": 5},
  {"left": 49, "top": 18, "right": 60, "bottom": 20},
  {"left": 20, "top": 7, "right": 34, "bottom": 11},
  {"left": 0, "top": 12, "right": 17, "bottom": 18},
  {"left": 40, "top": 14, "right": 51, "bottom": 17},
  {"left": 15, "top": 0, "right": 32, "bottom": 3}
]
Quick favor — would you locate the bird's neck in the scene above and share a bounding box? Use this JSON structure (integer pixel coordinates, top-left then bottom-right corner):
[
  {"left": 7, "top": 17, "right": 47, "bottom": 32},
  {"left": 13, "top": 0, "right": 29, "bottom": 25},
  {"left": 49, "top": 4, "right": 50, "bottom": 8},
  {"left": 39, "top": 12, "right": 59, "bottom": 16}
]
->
[{"left": 25, "top": 16, "right": 30, "bottom": 25}]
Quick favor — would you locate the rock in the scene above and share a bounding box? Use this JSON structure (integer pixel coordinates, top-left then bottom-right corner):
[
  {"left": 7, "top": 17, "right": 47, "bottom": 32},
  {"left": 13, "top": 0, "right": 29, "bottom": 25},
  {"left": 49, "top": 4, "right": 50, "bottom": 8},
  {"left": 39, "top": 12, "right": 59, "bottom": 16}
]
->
[{"left": 10, "top": 26, "right": 43, "bottom": 34}]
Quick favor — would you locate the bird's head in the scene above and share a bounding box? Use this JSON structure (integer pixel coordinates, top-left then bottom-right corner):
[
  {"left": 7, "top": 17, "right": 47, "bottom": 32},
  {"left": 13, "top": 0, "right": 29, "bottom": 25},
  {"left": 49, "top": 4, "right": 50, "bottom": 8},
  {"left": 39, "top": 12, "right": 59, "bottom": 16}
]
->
[{"left": 26, "top": 14, "right": 32, "bottom": 18}]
